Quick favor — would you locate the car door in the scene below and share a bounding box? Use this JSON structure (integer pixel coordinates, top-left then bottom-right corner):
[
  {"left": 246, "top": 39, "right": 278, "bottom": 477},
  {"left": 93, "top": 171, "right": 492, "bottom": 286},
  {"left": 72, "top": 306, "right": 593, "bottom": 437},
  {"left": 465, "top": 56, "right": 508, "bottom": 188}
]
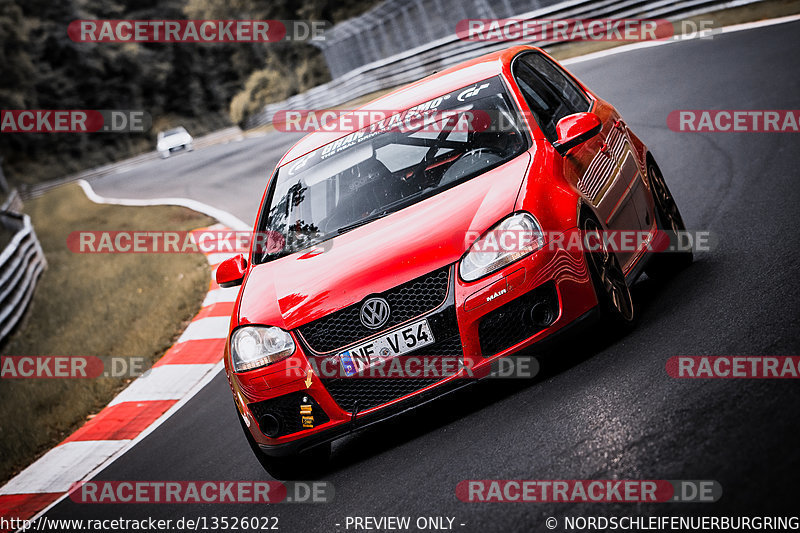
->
[{"left": 513, "top": 52, "right": 648, "bottom": 270}]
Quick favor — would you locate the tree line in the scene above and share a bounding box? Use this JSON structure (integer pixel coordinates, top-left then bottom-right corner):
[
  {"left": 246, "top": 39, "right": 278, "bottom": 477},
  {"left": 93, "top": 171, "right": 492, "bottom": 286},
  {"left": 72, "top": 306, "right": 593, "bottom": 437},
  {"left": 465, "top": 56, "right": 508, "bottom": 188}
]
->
[{"left": 0, "top": 0, "right": 376, "bottom": 186}]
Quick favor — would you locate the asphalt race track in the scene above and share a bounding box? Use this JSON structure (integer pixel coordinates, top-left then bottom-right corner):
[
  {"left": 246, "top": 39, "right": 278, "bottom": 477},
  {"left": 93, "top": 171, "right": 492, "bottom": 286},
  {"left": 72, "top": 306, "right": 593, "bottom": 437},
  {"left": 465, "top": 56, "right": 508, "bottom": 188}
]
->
[
  {"left": 68, "top": 21, "right": 800, "bottom": 530},
  {"left": 92, "top": 130, "right": 305, "bottom": 226}
]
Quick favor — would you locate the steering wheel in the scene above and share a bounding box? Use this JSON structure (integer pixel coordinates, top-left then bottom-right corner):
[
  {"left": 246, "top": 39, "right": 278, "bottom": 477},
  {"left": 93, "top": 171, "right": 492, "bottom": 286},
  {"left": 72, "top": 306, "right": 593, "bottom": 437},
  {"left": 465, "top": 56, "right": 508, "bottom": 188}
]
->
[
  {"left": 439, "top": 147, "right": 505, "bottom": 185},
  {"left": 461, "top": 147, "right": 504, "bottom": 160}
]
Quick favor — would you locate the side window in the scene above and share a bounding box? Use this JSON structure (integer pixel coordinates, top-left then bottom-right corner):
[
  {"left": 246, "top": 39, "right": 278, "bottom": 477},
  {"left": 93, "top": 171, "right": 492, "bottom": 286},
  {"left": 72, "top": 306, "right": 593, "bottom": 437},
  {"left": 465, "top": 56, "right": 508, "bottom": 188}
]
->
[
  {"left": 513, "top": 53, "right": 592, "bottom": 142},
  {"left": 521, "top": 54, "right": 591, "bottom": 114}
]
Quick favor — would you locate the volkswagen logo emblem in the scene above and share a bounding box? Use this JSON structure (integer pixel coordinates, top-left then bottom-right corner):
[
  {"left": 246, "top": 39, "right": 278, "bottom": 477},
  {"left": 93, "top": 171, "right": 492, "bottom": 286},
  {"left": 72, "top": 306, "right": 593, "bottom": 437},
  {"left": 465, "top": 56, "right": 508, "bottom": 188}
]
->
[{"left": 360, "top": 297, "right": 391, "bottom": 329}]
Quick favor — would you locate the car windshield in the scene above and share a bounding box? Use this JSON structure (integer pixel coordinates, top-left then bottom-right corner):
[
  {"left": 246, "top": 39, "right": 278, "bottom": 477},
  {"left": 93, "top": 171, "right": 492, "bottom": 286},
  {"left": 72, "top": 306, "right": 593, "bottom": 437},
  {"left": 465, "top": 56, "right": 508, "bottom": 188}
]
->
[
  {"left": 163, "top": 127, "right": 185, "bottom": 137},
  {"left": 254, "top": 76, "right": 526, "bottom": 263}
]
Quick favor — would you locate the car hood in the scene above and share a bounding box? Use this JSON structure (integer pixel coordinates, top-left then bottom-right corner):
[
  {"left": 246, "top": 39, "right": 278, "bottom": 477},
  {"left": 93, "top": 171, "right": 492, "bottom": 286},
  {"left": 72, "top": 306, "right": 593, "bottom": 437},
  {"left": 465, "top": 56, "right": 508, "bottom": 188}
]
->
[{"left": 238, "top": 151, "right": 531, "bottom": 330}]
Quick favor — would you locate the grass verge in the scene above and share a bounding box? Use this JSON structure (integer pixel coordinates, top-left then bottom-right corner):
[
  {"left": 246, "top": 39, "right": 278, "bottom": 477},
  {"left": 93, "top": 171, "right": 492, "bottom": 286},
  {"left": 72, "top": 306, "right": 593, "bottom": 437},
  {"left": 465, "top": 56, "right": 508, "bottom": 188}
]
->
[{"left": 0, "top": 184, "right": 215, "bottom": 484}]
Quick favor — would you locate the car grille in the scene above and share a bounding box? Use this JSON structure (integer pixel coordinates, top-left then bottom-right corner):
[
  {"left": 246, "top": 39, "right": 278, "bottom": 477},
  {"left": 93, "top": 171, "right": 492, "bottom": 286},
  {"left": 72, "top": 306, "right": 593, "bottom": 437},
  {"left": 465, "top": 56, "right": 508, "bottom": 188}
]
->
[
  {"left": 478, "top": 282, "right": 559, "bottom": 356},
  {"left": 297, "top": 266, "right": 451, "bottom": 354},
  {"left": 320, "top": 332, "right": 464, "bottom": 413}
]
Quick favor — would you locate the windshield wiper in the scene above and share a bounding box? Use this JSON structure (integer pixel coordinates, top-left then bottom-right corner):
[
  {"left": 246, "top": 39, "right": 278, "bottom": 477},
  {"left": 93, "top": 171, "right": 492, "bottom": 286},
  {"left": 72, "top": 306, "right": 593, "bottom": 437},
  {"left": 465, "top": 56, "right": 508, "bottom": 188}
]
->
[{"left": 337, "top": 211, "right": 390, "bottom": 234}]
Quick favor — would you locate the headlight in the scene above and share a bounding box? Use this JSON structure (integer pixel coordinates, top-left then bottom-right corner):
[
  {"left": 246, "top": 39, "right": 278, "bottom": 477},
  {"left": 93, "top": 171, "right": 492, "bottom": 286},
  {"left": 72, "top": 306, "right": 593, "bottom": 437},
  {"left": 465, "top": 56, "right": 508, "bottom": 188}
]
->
[
  {"left": 459, "top": 212, "right": 544, "bottom": 282},
  {"left": 230, "top": 326, "right": 295, "bottom": 372}
]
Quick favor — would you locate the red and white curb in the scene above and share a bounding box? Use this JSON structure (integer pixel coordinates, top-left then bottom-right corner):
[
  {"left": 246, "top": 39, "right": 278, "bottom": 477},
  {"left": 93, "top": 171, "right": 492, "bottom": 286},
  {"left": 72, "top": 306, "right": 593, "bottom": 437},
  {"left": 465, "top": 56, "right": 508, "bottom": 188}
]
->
[{"left": 0, "top": 183, "right": 248, "bottom": 528}]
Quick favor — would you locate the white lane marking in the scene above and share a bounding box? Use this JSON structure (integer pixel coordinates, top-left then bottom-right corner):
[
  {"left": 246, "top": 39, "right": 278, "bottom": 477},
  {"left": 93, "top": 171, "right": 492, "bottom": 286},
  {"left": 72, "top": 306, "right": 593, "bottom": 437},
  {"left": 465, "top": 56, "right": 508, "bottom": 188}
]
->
[
  {"left": 563, "top": 13, "right": 800, "bottom": 66},
  {"left": 0, "top": 441, "right": 129, "bottom": 495},
  {"left": 77, "top": 180, "right": 250, "bottom": 231},
  {"left": 202, "top": 287, "right": 240, "bottom": 307},
  {"left": 176, "top": 316, "right": 230, "bottom": 343},
  {"left": 108, "top": 364, "right": 217, "bottom": 406}
]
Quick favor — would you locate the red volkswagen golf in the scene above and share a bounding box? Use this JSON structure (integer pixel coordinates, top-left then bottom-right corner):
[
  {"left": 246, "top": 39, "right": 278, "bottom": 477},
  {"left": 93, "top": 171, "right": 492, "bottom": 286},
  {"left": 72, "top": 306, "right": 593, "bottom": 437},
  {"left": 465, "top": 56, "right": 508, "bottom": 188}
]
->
[{"left": 216, "top": 45, "right": 691, "bottom": 474}]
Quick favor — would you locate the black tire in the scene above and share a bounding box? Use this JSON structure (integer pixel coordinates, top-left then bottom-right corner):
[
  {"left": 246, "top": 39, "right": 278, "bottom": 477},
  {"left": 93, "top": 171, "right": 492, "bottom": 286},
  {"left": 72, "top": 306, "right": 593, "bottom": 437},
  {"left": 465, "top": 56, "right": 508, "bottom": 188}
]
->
[
  {"left": 236, "top": 404, "right": 330, "bottom": 480},
  {"left": 645, "top": 160, "right": 693, "bottom": 279},
  {"left": 582, "top": 215, "right": 636, "bottom": 329}
]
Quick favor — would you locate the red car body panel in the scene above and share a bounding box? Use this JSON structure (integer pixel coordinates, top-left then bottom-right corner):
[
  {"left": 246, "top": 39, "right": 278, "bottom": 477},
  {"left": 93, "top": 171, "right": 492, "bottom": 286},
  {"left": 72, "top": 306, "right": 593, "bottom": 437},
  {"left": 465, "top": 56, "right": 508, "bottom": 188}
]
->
[
  {"left": 237, "top": 152, "right": 532, "bottom": 331},
  {"left": 222, "top": 45, "right": 661, "bottom": 453}
]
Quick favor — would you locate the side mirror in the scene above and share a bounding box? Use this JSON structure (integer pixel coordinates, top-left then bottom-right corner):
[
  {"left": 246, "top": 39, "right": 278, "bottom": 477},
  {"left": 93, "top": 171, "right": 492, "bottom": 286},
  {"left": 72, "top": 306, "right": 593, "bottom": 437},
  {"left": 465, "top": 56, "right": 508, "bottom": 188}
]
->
[
  {"left": 553, "top": 112, "right": 602, "bottom": 156},
  {"left": 216, "top": 253, "right": 247, "bottom": 288}
]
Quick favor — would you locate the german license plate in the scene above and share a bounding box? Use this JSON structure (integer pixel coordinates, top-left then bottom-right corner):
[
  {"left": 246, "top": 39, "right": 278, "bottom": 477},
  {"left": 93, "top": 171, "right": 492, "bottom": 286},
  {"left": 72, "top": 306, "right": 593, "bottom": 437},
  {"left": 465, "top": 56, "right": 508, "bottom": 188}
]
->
[{"left": 339, "top": 318, "right": 435, "bottom": 377}]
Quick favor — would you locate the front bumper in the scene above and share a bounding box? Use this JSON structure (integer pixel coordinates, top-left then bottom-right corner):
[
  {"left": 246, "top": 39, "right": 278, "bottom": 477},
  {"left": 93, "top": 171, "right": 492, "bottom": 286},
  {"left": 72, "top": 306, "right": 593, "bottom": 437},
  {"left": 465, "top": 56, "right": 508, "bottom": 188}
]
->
[{"left": 228, "top": 242, "right": 600, "bottom": 455}]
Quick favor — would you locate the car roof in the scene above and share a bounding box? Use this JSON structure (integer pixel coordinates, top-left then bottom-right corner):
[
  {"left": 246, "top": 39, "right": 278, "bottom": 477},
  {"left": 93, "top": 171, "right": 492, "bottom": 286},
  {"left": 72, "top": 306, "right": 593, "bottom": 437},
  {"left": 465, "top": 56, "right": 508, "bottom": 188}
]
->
[{"left": 277, "top": 45, "right": 534, "bottom": 166}]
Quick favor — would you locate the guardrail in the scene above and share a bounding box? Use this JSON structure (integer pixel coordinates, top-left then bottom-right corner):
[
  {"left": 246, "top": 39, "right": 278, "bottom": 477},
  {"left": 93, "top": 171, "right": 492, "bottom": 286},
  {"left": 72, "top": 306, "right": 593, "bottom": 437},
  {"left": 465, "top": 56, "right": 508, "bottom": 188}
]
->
[
  {"left": 246, "top": 0, "right": 764, "bottom": 128},
  {"left": 316, "top": 0, "right": 567, "bottom": 78},
  {"left": 1, "top": 191, "right": 47, "bottom": 342},
  {"left": 17, "top": 0, "right": 765, "bottom": 199}
]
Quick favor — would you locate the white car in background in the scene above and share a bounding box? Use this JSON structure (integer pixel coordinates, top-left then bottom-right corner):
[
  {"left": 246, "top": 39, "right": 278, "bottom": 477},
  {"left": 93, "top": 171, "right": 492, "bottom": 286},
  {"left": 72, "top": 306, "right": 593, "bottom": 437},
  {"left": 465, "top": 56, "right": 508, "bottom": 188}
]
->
[{"left": 157, "top": 127, "right": 194, "bottom": 158}]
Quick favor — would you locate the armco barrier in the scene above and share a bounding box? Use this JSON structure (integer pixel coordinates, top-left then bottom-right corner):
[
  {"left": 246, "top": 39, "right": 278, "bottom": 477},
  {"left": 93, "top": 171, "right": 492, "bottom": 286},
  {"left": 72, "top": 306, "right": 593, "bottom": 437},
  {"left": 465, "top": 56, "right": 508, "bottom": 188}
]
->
[
  {"left": 245, "top": 0, "right": 764, "bottom": 128},
  {"left": 0, "top": 199, "right": 47, "bottom": 341}
]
